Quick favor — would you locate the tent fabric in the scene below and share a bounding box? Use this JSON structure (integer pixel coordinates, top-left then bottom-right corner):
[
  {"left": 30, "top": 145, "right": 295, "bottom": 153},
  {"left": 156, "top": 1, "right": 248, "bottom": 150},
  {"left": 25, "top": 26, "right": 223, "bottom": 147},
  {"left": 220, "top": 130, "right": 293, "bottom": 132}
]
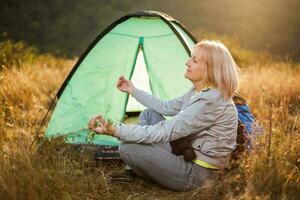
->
[{"left": 45, "top": 11, "right": 197, "bottom": 147}]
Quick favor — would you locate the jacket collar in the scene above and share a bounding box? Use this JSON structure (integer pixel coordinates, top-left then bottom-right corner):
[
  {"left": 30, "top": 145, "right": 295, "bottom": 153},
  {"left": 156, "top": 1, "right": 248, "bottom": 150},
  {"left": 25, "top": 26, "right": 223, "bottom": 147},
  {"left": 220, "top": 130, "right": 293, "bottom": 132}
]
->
[{"left": 187, "top": 86, "right": 217, "bottom": 106}]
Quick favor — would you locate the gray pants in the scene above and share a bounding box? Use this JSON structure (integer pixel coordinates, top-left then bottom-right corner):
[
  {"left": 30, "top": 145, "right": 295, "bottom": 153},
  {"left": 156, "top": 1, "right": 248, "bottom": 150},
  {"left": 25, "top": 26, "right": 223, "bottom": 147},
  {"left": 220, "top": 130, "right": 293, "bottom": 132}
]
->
[{"left": 118, "top": 109, "right": 219, "bottom": 191}]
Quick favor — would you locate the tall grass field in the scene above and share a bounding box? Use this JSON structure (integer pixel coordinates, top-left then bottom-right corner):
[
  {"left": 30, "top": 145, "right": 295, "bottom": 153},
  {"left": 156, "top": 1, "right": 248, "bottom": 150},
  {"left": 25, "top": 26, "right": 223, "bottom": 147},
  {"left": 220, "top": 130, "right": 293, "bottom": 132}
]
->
[{"left": 0, "top": 40, "right": 299, "bottom": 199}]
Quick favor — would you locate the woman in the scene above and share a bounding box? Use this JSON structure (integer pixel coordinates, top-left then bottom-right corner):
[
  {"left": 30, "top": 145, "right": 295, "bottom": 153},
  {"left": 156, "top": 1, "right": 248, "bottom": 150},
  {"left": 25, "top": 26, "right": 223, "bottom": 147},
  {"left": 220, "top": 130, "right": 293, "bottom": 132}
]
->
[{"left": 88, "top": 40, "right": 239, "bottom": 191}]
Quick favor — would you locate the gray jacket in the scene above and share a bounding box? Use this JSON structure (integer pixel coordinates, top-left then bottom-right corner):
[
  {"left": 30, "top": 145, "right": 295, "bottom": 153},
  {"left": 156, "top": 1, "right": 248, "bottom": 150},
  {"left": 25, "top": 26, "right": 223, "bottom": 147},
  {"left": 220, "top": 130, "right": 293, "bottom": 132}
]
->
[{"left": 115, "top": 86, "right": 238, "bottom": 168}]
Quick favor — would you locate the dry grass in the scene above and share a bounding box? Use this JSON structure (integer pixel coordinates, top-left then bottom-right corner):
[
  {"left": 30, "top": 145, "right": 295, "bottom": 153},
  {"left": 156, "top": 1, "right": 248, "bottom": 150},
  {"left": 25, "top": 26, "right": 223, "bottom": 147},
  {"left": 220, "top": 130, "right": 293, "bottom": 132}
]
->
[{"left": 0, "top": 54, "right": 299, "bottom": 199}]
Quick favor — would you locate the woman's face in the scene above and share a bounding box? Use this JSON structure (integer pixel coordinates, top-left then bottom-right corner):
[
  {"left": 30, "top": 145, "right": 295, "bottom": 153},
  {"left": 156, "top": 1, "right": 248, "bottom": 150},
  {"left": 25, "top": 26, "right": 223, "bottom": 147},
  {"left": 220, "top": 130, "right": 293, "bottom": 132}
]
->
[{"left": 184, "top": 48, "right": 207, "bottom": 83}]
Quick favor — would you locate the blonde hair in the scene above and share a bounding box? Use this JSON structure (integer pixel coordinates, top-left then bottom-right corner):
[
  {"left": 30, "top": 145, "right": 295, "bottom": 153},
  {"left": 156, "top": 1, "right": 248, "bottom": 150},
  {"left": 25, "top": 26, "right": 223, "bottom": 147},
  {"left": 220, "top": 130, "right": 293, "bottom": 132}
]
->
[{"left": 193, "top": 40, "right": 240, "bottom": 100}]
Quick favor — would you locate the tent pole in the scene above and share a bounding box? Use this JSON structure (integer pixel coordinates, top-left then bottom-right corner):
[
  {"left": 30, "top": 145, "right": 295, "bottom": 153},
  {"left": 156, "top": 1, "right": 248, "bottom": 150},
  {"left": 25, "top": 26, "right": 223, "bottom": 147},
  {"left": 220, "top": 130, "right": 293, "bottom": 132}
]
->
[{"left": 30, "top": 95, "right": 57, "bottom": 149}]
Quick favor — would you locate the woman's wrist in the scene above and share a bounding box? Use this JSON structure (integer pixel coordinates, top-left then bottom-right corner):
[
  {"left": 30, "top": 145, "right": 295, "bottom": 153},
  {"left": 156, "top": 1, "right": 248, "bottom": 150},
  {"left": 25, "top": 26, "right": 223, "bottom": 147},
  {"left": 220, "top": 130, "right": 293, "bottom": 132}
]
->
[
  {"left": 129, "top": 86, "right": 136, "bottom": 96},
  {"left": 108, "top": 124, "right": 116, "bottom": 137}
]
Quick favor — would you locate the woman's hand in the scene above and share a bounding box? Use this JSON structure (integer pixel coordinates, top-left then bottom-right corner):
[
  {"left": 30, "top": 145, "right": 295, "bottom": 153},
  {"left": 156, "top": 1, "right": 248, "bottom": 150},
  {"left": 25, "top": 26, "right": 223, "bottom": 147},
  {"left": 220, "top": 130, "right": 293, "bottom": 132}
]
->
[
  {"left": 116, "top": 76, "right": 135, "bottom": 95},
  {"left": 88, "top": 114, "right": 116, "bottom": 137}
]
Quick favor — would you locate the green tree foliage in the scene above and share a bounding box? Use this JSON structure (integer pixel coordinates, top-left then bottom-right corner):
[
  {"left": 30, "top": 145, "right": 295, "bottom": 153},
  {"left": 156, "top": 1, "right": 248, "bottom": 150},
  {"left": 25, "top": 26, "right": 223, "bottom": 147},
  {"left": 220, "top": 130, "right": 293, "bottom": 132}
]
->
[
  {"left": 0, "top": 0, "right": 299, "bottom": 60},
  {"left": 0, "top": 37, "right": 37, "bottom": 69}
]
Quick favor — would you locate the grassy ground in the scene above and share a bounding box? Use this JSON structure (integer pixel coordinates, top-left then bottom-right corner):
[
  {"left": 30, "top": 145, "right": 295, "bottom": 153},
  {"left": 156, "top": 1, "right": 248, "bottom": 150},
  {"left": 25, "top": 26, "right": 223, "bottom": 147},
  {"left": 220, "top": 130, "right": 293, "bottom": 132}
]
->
[{"left": 0, "top": 52, "right": 300, "bottom": 199}]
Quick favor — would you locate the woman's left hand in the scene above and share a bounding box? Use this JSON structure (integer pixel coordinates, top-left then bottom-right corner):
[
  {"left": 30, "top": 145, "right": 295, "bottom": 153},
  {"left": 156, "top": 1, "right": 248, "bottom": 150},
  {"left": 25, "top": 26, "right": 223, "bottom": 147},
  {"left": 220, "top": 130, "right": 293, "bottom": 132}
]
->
[{"left": 88, "top": 114, "right": 116, "bottom": 137}]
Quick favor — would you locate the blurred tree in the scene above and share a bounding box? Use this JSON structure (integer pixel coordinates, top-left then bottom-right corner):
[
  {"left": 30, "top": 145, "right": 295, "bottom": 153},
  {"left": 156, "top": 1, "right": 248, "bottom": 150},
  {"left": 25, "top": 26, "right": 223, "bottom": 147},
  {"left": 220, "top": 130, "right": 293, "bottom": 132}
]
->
[{"left": 0, "top": 0, "right": 299, "bottom": 60}]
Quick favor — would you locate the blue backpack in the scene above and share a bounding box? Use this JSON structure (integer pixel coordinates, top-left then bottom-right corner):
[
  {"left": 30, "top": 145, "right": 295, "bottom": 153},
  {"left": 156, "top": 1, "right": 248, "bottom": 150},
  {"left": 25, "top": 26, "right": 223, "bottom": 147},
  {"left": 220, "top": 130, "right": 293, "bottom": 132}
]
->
[{"left": 232, "top": 94, "right": 264, "bottom": 160}]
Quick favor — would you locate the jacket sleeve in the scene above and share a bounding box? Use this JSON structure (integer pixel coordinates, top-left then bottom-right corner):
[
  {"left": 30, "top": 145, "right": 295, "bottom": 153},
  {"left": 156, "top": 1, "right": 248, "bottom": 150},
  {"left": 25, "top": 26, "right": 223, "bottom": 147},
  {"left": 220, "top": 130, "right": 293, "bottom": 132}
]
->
[
  {"left": 115, "top": 97, "right": 216, "bottom": 143},
  {"left": 131, "top": 87, "right": 189, "bottom": 116}
]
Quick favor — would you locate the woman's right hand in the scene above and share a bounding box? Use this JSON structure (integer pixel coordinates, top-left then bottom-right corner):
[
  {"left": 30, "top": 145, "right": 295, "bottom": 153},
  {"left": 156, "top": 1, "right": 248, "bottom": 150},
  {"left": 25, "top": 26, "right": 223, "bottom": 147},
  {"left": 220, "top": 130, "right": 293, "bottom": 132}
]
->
[{"left": 116, "top": 76, "right": 135, "bottom": 95}]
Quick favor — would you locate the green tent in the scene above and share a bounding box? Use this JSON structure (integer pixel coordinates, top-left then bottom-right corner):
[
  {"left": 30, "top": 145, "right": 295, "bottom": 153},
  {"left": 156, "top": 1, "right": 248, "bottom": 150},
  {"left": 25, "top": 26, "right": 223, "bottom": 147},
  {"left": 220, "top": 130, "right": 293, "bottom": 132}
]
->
[{"left": 45, "top": 11, "right": 197, "bottom": 156}]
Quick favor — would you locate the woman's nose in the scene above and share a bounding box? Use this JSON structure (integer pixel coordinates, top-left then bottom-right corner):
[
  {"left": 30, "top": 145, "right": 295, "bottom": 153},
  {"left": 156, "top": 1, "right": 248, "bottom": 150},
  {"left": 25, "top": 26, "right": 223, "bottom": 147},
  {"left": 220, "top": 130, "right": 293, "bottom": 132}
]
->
[{"left": 185, "top": 60, "right": 189, "bottom": 67}]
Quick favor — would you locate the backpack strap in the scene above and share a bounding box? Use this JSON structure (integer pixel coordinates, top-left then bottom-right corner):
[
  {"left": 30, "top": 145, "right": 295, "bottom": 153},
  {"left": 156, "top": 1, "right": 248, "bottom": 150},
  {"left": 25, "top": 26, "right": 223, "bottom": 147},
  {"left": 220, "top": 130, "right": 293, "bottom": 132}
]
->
[{"left": 233, "top": 93, "right": 247, "bottom": 105}]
